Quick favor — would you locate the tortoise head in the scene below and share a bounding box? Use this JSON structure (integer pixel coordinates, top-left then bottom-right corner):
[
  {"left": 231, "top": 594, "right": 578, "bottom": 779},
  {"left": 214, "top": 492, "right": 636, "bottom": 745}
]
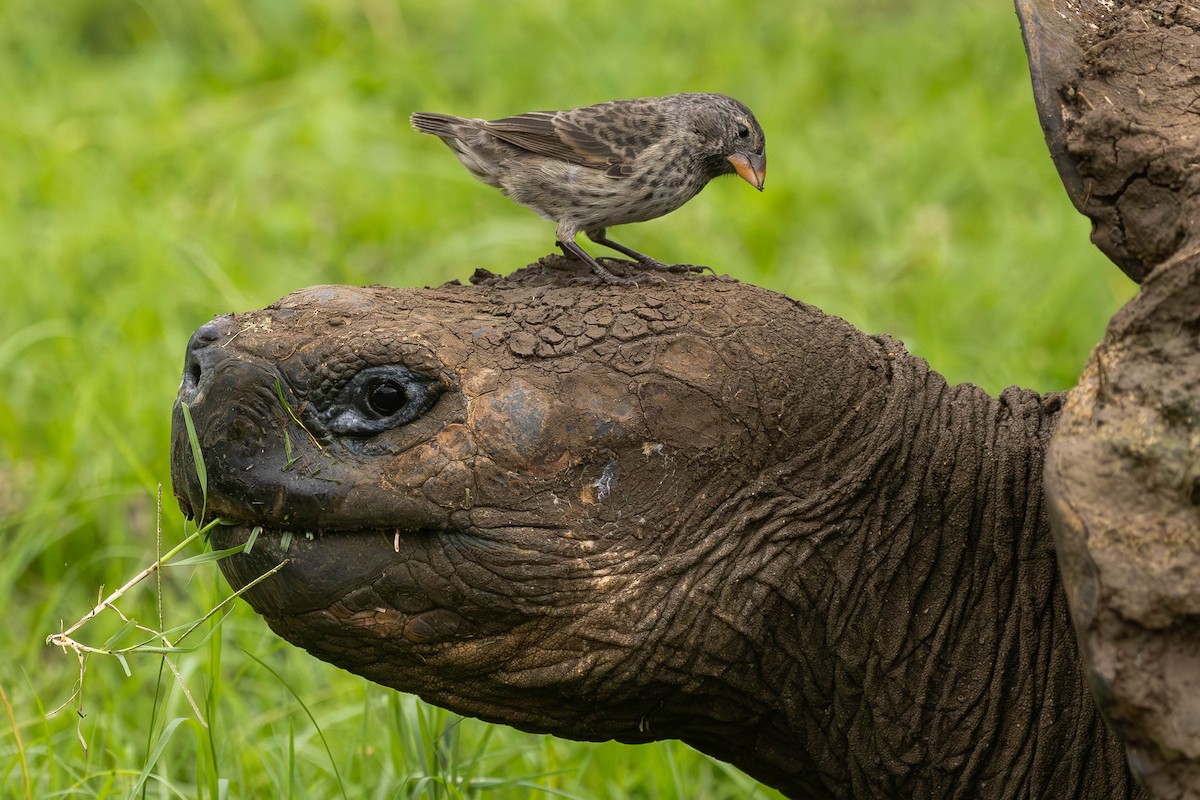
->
[{"left": 169, "top": 266, "right": 876, "bottom": 753}]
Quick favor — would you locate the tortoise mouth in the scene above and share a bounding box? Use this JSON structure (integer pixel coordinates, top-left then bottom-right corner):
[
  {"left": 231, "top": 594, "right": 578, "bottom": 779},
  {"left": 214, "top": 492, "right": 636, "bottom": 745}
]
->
[
  {"left": 209, "top": 522, "right": 490, "bottom": 650},
  {"left": 208, "top": 523, "right": 446, "bottom": 616}
]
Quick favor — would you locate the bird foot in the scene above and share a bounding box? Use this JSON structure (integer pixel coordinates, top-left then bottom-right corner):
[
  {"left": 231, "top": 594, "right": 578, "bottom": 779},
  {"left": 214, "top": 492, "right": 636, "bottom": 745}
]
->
[
  {"left": 636, "top": 259, "right": 714, "bottom": 275},
  {"left": 555, "top": 240, "right": 668, "bottom": 286},
  {"left": 592, "top": 261, "right": 667, "bottom": 286}
]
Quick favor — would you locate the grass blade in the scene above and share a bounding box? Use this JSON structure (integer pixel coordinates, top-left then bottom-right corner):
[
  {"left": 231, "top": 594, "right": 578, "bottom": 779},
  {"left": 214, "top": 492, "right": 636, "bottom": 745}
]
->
[
  {"left": 240, "top": 648, "right": 350, "bottom": 800},
  {"left": 180, "top": 401, "right": 208, "bottom": 520},
  {"left": 164, "top": 544, "right": 247, "bottom": 567},
  {"left": 129, "top": 717, "right": 192, "bottom": 797}
]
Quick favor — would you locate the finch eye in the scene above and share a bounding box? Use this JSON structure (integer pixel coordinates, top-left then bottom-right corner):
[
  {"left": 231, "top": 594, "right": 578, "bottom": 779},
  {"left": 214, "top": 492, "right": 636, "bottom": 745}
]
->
[{"left": 736, "top": 123, "right": 750, "bottom": 139}]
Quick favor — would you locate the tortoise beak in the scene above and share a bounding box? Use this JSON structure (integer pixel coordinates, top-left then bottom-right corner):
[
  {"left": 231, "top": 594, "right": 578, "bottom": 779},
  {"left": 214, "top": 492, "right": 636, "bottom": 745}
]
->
[{"left": 728, "top": 152, "right": 766, "bottom": 191}]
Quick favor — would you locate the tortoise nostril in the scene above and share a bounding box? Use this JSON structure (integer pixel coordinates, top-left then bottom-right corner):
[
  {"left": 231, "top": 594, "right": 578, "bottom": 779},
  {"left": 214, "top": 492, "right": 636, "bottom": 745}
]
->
[
  {"left": 185, "top": 351, "right": 202, "bottom": 388},
  {"left": 183, "top": 320, "right": 225, "bottom": 390}
]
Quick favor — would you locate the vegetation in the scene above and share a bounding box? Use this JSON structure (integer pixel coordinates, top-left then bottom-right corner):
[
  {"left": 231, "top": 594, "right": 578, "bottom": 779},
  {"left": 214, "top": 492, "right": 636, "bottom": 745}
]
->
[{"left": 1, "top": 0, "right": 1130, "bottom": 797}]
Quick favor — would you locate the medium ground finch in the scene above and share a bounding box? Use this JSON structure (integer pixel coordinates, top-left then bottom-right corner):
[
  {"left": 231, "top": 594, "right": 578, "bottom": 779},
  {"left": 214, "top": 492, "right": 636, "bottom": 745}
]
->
[{"left": 411, "top": 93, "right": 766, "bottom": 284}]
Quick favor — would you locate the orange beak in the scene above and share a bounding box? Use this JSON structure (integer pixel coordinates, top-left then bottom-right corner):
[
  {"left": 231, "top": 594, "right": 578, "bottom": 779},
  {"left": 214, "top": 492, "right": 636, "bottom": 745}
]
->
[{"left": 728, "top": 152, "right": 766, "bottom": 191}]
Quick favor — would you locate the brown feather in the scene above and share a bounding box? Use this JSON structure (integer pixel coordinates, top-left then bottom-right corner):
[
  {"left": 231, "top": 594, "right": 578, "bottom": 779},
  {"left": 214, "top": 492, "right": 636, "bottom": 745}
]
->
[{"left": 482, "top": 112, "right": 618, "bottom": 170}]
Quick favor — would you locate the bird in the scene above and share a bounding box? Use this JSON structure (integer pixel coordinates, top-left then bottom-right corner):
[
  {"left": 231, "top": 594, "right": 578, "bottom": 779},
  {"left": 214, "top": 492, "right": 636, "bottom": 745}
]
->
[{"left": 410, "top": 93, "right": 766, "bottom": 284}]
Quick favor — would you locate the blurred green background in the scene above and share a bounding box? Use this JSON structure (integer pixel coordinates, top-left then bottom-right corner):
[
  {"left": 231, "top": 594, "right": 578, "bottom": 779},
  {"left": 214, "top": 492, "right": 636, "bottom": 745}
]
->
[{"left": 0, "top": 0, "right": 1131, "bottom": 797}]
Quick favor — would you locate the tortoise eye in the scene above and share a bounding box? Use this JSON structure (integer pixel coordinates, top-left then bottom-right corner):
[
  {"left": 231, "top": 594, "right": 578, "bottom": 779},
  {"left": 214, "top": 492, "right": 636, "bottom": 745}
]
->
[
  {"left": 320, "top": 365, "right": 441, "bottom": 437},
  {"left": 363, "top": 378, "right": 408, "bottom": 417}
]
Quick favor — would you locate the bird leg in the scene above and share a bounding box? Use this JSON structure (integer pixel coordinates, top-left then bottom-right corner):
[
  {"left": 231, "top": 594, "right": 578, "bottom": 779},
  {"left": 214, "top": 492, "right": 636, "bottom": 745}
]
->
[
  {"left": 586, "top": 230, "right": 704, "bottom": 274},
  {"left": 555, "top": 239, "right": 642, "bottom": 286},
  {"left": 587, "top": 232, "right": 667, "bottom": 268}
]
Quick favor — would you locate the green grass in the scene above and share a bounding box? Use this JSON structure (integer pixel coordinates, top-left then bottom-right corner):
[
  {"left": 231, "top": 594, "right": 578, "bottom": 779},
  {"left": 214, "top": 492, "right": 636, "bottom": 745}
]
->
[{"left": 0, "top": 0, "right": 1133, "bottom": 797}]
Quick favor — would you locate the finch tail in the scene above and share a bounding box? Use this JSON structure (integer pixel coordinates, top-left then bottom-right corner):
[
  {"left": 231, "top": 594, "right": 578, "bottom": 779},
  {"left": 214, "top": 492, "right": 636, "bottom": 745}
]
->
[{"left": 410, "top": 112, "right": 468, "bottom": 137}]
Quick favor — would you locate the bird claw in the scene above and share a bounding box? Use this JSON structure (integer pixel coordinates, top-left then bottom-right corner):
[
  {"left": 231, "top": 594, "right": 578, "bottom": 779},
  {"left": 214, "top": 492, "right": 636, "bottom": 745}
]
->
[
  {"left": 638, "top": 259, "right": 713, "bottom": 275},
  {"left": 575, "top": 260, "right": 666, "bottom": 287},
  {"left": 635, "top": 272, "right": 671, "bottom": 286},
  {"left": 594, "top": 265, "right": 659, "bottom": 286}
]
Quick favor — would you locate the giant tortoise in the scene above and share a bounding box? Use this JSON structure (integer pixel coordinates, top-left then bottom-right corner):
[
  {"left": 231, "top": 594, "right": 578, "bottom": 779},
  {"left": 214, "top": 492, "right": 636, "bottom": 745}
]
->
[{"left": 169, "top": 1, "right": 1200, "bottom": 797}]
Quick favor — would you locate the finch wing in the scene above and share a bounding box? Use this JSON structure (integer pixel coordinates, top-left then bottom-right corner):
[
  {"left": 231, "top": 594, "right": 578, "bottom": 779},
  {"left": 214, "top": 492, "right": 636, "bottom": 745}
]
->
[{"left": 481, "top": 101, "right": 668, "bottom": 178}]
